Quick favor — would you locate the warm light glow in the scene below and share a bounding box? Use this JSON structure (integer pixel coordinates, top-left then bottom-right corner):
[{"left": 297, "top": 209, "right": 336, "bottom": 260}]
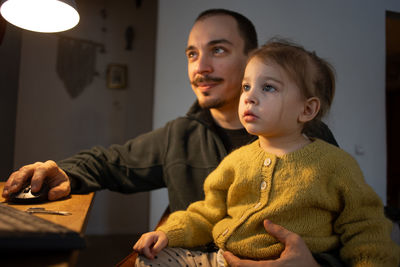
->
[{"left": 0, "top": 0, "right": 80, "bottom": 33}]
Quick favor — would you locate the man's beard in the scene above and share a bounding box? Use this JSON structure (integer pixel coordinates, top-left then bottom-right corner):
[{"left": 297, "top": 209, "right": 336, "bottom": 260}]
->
[
  {"left": 192, "top": 75, "right": 225, "bottom": 109},
  {"left": 198, "top": 97, "right": 226, "bottom": 109}
]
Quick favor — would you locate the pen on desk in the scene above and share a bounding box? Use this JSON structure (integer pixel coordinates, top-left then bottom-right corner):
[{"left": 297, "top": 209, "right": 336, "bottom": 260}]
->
[{"left": 25, "top": 207, "right": 72, "bottom": 216}]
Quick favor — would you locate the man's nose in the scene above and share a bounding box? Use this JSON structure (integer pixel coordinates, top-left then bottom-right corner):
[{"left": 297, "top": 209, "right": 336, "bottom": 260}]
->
[{"left": 195, "top": 54, "right": 212, "bottom": 74}]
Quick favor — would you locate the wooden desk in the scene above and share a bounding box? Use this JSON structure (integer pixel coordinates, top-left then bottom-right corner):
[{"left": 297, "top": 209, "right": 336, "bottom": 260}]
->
[{"left": 0, "top": 182, "right": 95, "bottom": 267}]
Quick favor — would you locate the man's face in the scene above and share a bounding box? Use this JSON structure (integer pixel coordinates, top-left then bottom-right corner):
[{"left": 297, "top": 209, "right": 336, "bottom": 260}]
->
[{"left": 186, "top": 15, "right": 248, "bottom": 110}]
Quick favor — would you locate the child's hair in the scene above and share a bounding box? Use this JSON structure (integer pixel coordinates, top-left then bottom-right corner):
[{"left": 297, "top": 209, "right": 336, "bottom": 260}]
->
[{"left": 249, "top": 38, "right": 335, "bottom": 125}]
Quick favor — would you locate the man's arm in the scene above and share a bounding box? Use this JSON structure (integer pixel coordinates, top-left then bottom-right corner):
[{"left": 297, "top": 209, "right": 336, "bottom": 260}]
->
[
  {"left": 3, "top": 124, "right": 170, "bottom": 200},
  {"left": 59, "top": 125, "right": 170, "bottom": 194}
]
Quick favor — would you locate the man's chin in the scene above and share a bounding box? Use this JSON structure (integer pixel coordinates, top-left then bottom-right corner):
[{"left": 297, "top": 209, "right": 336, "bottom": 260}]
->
[{"left": 198, "top": 98, "right": 226, "bottom": 109}]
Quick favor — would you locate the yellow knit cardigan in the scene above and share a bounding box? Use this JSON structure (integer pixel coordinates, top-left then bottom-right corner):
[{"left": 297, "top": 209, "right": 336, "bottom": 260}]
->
[{"left": 158, "top": 139, "right": 400, "bottom": 266}]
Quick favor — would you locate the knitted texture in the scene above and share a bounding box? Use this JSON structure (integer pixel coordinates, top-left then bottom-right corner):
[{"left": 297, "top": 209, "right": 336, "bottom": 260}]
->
[{"left": 158, "top": 139, "right": 400, "bottom": 266}]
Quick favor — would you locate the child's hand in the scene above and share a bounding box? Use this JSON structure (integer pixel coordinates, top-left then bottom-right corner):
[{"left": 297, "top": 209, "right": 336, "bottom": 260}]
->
[{"left": 133, "top": 230, "right": 168, "bottom": 259}]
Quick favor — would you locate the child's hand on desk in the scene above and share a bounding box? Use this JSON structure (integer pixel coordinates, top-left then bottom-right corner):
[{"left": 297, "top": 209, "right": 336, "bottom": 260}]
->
[
  {"left": 133, "top": 230, "right": 168, "bottom": 259},
  {"left": 2, "top": 160, "right": 71, "bottom": 201}
]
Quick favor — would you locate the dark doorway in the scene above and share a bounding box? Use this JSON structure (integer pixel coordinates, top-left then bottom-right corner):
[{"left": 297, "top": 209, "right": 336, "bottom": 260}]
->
[{"left": 386, "top": 11, "right": 400, "bottom": 210}]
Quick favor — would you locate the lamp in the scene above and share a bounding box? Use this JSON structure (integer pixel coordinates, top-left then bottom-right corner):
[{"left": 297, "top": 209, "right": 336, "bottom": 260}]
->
[{"left": 0, "top": 0, "right": 80, "bottom": 33}]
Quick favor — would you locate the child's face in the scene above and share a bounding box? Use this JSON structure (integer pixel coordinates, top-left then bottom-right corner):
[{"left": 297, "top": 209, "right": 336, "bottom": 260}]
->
[{"left": 238, "top": 57, "right": 307, "bottom": 139}]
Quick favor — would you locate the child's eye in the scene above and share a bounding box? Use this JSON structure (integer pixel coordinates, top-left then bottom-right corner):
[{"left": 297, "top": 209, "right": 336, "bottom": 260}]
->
[
  {"left": 242, "top": 84, "right": 250, "bottom": 92},
  {"left": 263, "top": 85, "right": 276, "bottom": 92}
]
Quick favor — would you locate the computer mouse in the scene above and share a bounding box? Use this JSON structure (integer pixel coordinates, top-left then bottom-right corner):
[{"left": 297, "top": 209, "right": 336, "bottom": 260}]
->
[{"left": 8, "top": 180, "right": 50, "bottom": 204}]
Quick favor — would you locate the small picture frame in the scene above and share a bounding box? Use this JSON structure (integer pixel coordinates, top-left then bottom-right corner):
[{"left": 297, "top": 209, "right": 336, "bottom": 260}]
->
[{"left": 107, "top": 64, "right": 127, "bottom": 89}]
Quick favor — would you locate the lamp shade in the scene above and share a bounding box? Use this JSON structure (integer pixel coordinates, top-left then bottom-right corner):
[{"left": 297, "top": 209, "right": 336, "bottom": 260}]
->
[{"left": 0, "top": 0, "right": 80, "bottom": 33}]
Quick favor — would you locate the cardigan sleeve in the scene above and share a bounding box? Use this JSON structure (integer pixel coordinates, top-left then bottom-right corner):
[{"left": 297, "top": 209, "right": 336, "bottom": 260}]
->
[
  {"left": 157, "top": 155, "right": 235, "bottom": 248},
  {"left": 332, "top": 156, "right": 400, "bottom": 266}
]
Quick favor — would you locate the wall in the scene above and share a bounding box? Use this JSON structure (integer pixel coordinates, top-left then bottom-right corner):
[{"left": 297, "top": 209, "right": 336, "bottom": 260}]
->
[
  {"left": 13, "top": 0, "right": 158, "bottom": 234},
  {"left": 0, "top": 23, "right": 20, "bottom": 180},
  {"left": 150, "top": 0, "right": 400, "bottom": 229}
]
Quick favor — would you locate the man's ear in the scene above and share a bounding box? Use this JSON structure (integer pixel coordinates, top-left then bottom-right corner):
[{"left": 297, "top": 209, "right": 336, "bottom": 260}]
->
[{"left": 299, "top": 97, "right": 320, "bottom": 123}]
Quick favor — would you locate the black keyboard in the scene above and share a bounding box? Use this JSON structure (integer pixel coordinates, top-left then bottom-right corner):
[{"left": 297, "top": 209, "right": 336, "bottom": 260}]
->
[{"left": 0, "top": 202, "right": 85, "bottom": 251}]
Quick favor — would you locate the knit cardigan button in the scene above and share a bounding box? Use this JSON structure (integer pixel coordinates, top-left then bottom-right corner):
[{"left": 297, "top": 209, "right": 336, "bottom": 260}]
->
[
  {"left": 264, "top": 158, "right": 272, "bottom": 166},
  {"left": 260, "top": 181, "right": 267, "bottom": 190}
]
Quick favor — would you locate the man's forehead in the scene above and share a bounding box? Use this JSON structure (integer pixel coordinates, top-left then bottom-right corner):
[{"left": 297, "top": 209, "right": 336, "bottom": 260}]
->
[{"left": 187, "top": 15, "right": 241, "bottom": 49}]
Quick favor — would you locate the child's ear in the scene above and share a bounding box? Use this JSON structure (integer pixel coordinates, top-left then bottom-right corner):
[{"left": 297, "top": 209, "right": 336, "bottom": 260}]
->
[{"left": 299, "top": 97, "right": 320, "bottom": 123}]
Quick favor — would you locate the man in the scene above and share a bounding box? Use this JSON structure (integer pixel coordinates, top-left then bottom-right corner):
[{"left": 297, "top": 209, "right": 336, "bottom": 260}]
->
[{"left": 3, "top": 9, "right": 340, "bottom": 266}]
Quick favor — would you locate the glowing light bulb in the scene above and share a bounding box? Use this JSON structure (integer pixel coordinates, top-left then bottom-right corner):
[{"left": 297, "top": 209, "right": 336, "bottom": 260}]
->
[{"left": 0, "top": 0, "right": 80, "bottom": 33}]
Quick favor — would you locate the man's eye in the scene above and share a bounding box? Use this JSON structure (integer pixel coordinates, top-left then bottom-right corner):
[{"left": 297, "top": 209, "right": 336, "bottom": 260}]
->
[
  {"left": 187, "top": 51, "right": 197, "bottom": 59},
  {"left": 263, "top": 85, "right": 276, "bottom": 92},
  {"left": 213, "top": 47, "right": 225, "bottom": 55},
  {"left": 242, "top": 84, "right": 250, "bottom": 92}
]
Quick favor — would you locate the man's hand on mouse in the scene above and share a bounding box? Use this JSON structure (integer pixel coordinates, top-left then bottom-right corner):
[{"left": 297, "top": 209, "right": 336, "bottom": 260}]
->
[{"left": 2, "top": 160, "right": 71, "bottom": 201}]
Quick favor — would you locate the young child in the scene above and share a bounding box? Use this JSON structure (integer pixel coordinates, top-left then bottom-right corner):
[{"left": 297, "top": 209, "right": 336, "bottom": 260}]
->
[{"left": 133, "top": 40, "right": 400, "bottom": 266}]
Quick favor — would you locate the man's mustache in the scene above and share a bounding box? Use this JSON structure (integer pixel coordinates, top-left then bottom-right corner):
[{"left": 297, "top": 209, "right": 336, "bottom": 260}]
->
[{"left": 192, "top": 75, "right": 224, "bottom": 86}]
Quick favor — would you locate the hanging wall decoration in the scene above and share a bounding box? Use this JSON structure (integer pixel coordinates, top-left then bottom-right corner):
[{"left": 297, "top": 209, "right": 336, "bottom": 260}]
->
[{"left": 56, "top": 35, "right": 104, "bottom": 98}]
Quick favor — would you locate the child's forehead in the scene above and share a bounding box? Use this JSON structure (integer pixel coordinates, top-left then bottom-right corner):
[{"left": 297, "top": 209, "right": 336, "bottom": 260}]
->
[
  {"left": 245, "top": 57, "right": 285, "bottom": 77},
  {"left": 244, "top": 57, "right": 304, "bottom": 92},
  {"left": 248, "top": 55, "right": 278, "bottom": 68}
]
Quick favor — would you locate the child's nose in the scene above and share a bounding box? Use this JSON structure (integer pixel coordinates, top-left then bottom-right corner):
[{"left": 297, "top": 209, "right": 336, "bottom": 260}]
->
[{"left": 244, "top": 92, "right": 257, "bottom": 105}]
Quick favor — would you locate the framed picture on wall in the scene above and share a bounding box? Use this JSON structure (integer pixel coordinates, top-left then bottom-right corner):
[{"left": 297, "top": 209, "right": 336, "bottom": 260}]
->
[{"left": 107, "top": 64, "right": 127, "bottom": 89}]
